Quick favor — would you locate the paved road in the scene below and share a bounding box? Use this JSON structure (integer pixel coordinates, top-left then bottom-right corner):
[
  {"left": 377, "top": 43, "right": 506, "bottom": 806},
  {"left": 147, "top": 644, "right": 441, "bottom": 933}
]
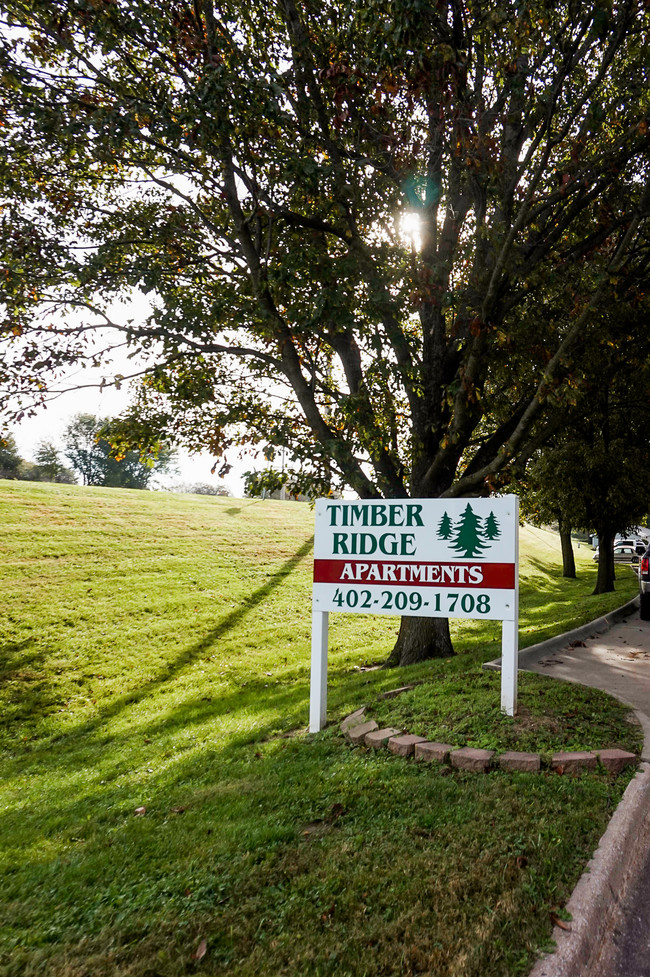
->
[
  {"left": 593, "top": 847, "right": 650, "bottom": 977},
  {"left": 521, "top": 608, "right": 650, "bottom": 977}
]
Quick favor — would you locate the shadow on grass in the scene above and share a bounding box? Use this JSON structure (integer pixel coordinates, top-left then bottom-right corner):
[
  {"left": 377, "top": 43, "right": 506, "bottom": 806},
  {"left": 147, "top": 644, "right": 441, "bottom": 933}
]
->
[
  {"left": 22, "top": 536, "right": 315, "bottom": 757},
  {"left": 0, "top": 677, "right": 636, "bottom": 977},
  {"left": 522, "top": 556, "right": 580, "bottom": 584},
  {"left": 0, "top": 639, "right": 44, "bottom": 675},
  {"left": 223, "top": 501, "right": 260, "bottom": 516}
]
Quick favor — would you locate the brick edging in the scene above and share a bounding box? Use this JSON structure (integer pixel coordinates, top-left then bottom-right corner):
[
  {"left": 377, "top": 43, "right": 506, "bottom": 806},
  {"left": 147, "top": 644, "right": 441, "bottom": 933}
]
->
[{"left": 340, "top": 709, "right": 638, "bottom": 775}]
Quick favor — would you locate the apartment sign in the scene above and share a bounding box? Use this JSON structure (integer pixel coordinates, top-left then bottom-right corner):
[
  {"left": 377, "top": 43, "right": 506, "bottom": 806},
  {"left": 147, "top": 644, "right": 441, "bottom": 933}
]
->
[
  {"left": 313, "top": 497, "right": 518, "bottom": 621},
  {"left": 309, "top": 497, "right": 520, "bottom": 731}
]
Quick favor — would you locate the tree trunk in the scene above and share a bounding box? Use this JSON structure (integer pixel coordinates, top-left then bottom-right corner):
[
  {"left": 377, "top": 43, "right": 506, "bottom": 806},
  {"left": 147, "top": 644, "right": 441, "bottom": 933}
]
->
[
  {"left": 384, "top": 616, "right": 454, "bottom": 667},
  {"left": 558, "top": 514, "right": 576, "bottom": 579},
  {"left": 593, "top": 527, "right": 615, "bottom": 594}
]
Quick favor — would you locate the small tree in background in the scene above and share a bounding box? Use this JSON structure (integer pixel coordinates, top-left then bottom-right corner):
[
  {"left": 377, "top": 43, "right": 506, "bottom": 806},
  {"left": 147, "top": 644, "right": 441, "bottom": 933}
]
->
[
  {"left": 168, "top": 482, "right": 232, "bottom": 497},
  {"left": 0, "top": 434, "right": 22, "bottom": 479},
  {"left": 32, "top": 441, "right": 76, "bottom": 484},
  {"left": 63, "top": 414, "right": 175, "bottom": 489},
  {"left": 63, "top": 414, "right": 105, "bottom": 486}
]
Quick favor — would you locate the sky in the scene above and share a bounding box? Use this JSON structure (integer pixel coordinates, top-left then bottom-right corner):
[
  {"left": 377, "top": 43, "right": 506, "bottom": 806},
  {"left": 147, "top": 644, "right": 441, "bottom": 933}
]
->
[
  {"left": 7, "top": 358, "right": 254, "bottom": 497},
  {"left": 9, "top": 394, "right": 251, "bottom": 497},
  {"left": 5, "top": 292, "right": 259, "bottom": 496}
]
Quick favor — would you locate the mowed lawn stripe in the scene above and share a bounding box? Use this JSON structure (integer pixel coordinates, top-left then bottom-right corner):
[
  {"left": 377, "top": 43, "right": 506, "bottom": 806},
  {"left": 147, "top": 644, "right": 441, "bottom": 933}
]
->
[{"left": 0, "top": 481, "right": 641, "bottom": 977}]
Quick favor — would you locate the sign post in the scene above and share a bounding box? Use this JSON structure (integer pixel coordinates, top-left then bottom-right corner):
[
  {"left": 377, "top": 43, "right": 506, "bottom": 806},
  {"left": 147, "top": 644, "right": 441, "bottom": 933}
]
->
[
  {"left": 310, "top": 496, "right": 519, "bottom": 732},
  {"left": 309, "top": 609, "right": 329, "bottom": 733}
]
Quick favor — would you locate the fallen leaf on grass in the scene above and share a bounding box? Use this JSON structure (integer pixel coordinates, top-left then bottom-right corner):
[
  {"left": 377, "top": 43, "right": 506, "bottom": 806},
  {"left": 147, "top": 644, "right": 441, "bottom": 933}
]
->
[
  {"left": 550, "top": 912, "right": 572, "bottom": 931},
  {"left": 134, "top": 806, "right": 147, "bottom": 816},
  {"left": 192, "top": 938, "right": 207, "bottom": 962},
  {"left": 321, "top": 903, "right": 336, "bottom": 923},
  {"left": 302, "top": 821, "right": 322, "bottom": 836}
]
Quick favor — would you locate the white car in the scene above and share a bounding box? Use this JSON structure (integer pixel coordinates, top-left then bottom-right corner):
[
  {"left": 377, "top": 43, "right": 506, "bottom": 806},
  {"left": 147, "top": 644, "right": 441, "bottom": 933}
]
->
[{"left": 592, "top": 540, "right": 646, "bottom": 563}]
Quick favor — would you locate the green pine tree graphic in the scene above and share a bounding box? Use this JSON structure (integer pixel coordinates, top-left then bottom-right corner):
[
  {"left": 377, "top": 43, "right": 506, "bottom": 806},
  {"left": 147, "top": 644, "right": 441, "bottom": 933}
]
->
[
  {"left": 449, "top": 503, "right": 489, "bottom": 558},
  {"left": 437, "top": 511, "right": 453, "bottom": 540},
  {"left": 484, "top": 511, "right": 501, "bottom": 541}
]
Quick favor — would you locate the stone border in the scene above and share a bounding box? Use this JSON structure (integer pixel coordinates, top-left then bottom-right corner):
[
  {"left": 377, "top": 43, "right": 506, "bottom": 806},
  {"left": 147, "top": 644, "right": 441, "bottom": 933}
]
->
[
  {"left": 340, "top": 709, "right": 638, "bottom": 776},
  {"left": 339, "top": 599, "right": 649, "bottom": 977}
]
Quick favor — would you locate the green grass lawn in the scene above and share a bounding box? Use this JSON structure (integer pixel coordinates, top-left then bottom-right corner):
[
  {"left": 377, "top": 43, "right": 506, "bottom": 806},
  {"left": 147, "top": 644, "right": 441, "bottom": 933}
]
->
[{"left": 0, "top": 481, "right": 642, "bottom": 977}]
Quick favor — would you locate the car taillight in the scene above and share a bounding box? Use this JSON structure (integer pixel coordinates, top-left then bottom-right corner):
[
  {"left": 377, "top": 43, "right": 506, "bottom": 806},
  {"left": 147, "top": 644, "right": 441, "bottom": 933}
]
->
[{"left": 642, "top": 557, "right": 649, "bottom": 574}]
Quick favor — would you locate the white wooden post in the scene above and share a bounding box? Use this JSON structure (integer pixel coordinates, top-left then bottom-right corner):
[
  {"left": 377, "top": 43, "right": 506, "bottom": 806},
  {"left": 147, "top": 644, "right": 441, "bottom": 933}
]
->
[
  {"left": 501, "top": 497, "right": 519, "bottom": 716},
  {"left": 501, "top": 618, "right": 518, "bottom": 716},
  {"left": 309, "top": 609, "right": 329, "bottom": 732}
]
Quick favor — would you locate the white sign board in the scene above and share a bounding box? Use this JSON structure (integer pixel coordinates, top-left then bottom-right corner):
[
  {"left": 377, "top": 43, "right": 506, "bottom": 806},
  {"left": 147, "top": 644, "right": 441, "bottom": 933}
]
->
[
  {"left": 313, "top": 497, "right": 517, "bottom": 620},
  {"left": 310, "top": 497, "right": 519, "bottom": 731}
]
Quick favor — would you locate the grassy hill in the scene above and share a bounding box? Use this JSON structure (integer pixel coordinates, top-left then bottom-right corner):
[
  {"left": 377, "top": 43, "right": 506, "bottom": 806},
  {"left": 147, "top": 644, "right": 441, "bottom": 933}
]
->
[{"left": 0, "top": 481, "right": 641, "bottom": 977}]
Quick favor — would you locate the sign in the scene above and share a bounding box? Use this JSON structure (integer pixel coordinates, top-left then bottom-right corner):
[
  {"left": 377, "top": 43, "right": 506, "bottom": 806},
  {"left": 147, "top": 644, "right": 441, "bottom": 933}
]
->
[
  {"left": 309, "top": 497, "right": 519, "bottom": 731},
  {"left": 313, "top": 497, "right": 517, "bottom": 620}
]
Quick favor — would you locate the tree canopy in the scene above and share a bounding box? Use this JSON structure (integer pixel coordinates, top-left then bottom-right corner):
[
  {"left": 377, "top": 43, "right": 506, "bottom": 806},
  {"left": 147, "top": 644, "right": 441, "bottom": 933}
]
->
[
  {"left": 1, "top": 1, "right": 649, "bottom": 496},
  {"left": 1, "top": 0, "right": 650, "bottom": 660},
  {"left": 521, "top": 311, "right": 650, "bottom": 593}
]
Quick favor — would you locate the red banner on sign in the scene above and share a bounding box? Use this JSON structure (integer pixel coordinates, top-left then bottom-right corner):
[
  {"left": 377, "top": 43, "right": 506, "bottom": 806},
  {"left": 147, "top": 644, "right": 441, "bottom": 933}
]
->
[{"left": 313, "top": 559, "right": 515, "bottom": 589}]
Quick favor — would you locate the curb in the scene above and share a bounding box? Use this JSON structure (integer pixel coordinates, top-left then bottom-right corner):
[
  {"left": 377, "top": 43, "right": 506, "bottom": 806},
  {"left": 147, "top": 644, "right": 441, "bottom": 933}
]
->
[
  {"left": 483, "top": 596, "right": 640, "bottom": 673},
  {"left": 529, "top": 761, "right": 650, "bottom": 977},
  {"left": 511, "top": 596, "right": 650, "bottom": 977}
]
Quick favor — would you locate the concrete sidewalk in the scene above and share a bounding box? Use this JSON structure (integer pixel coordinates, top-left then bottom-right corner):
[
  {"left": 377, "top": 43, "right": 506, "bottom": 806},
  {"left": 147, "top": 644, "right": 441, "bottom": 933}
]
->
[
  {"left": 489, "top": 599, "right": 650, "bottom": 977},
  {"left": 517, "top": 600, "right": 650, "bottom": 752}
]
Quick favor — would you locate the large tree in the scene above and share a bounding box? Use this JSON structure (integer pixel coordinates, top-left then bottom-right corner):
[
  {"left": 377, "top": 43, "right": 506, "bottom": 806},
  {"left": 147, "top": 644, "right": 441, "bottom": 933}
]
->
[
  {"left": 1, "top": 1, "right": 650, "bottom": 662},
  {"left": 524, "top": 426, "right": 650, "bottom": 595},
  {"left": 518, "top": 450, "right": 578, "bottom": 579},
  {"left": 518, "top": 304, "right": 650, "bottom": 593}
]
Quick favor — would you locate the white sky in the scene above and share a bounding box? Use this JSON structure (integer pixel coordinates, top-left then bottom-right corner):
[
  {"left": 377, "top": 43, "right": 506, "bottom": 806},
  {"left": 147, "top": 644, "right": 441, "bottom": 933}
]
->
[
  {"left": 7, "top": 351, "right": 254, "bottom": 496},
  {"left": 5, "top": 288, "right": 259, "bottom": 495},
  {"left": 8, "top": 389, "right": 251, "bottom": 496}
]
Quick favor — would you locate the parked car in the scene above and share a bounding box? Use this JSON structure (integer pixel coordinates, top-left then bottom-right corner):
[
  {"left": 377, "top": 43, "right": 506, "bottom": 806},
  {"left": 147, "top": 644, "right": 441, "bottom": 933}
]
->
[
  {"left": 591, "top": 533, "right": 650, "bottom": 550},
  {"left": 592, "top": 540, "right": 646, "bottom": 563},
  {"left": 616, "top": 535, "right": 648, "bottom": 550},
  {"left": 639, "top": 545, "right": 650, "bottom": 620}
]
